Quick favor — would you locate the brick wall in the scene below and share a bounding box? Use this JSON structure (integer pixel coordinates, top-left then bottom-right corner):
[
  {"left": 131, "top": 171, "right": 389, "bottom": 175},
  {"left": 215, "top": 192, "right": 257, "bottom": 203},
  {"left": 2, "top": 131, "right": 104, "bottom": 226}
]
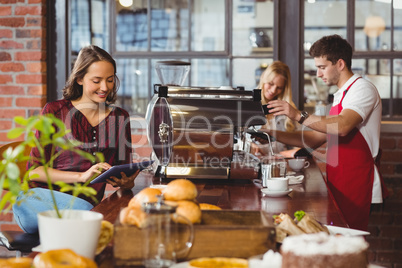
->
[
  {"left": 314, "top": 132, "right": 402, "bottom": 268},
  {"left": 0, "top": 0, "right": 46, "bottom": 145},
  {"left": 367, "top": 132, "right": 402, "bottom": 268}
]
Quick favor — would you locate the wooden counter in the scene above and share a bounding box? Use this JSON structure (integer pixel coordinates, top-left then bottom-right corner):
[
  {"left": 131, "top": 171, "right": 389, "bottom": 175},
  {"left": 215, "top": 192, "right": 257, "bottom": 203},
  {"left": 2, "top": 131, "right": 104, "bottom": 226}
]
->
[
  {"left": 92, "top": 159, "right": 347, "bottom": 267},
  {"left": 92, "top": 160, "right": 347, "bottom": 227}
]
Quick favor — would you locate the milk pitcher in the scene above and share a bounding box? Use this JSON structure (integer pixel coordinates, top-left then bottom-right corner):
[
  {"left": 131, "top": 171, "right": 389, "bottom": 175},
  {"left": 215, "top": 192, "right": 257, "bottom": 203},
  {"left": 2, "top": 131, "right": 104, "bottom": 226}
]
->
[
  {"left": 260, "top": 155, "right": 287, "bottom": 187},
  {"left": 142, "top": 197, "right": 194, "bottom": 268}
]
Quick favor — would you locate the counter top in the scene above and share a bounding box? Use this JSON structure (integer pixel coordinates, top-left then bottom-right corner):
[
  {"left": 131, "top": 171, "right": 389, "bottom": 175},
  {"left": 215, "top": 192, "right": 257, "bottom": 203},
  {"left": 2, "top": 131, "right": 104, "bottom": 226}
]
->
[
  {"left": 92, "top": 160, "right": 347, "bottom": 227},
  {"left": 92, "top": 159, "right": 347, "bottom": 267}
]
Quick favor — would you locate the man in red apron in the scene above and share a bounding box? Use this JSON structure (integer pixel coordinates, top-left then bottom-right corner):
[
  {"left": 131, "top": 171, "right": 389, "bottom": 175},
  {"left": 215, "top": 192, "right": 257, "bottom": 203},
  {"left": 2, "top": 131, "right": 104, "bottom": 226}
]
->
[{"left": 265, "top": 35, "right": 388, "bottom": 231}]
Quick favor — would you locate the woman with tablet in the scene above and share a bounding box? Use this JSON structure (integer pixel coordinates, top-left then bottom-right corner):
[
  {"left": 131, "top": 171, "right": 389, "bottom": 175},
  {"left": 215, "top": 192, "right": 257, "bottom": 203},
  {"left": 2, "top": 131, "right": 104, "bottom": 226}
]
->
[{"left": 13, "top": 45, "right": 139, "bottom": 233}]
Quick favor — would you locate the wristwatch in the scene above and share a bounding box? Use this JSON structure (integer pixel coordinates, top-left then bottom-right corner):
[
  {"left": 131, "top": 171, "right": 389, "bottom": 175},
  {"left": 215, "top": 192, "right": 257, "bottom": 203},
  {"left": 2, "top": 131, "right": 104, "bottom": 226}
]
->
[{"left": 298, "top": 111, "right": 309, "bottom": 124}]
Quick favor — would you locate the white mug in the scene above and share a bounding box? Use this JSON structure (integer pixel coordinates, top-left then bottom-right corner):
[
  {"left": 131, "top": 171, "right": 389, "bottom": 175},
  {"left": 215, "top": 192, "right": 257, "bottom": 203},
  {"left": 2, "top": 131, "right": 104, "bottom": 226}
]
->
[
  {"left": 267, "top": 177, "right": 288, "bottom": 191},
  {"left": 288, "top": 158, "right": 310, "bottom": 172}
]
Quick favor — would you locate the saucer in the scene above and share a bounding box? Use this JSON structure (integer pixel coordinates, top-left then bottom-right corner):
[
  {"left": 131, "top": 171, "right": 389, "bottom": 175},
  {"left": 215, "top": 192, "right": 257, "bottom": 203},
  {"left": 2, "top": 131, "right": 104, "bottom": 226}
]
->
[
  {"left": 261, "top": 188, "right": 293, "bottom": 197},
  {"left": 32, "top": 244, "right": 43, "bottom": 252},
  {"left": 149, "top": 184, "right": 167, "bottom": 189}
]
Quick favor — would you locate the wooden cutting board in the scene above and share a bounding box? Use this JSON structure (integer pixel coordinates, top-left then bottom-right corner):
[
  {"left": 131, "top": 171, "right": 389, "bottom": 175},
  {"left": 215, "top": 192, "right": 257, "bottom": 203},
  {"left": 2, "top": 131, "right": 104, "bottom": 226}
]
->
[{"left": 113, "top": 210, "right": 276, "bottom": 266}]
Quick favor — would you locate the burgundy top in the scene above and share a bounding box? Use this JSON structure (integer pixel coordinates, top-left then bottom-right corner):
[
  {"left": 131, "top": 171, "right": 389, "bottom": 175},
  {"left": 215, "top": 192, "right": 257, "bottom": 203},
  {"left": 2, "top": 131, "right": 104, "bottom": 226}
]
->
[{"left": 27, "top": 99, "right": 133, "bottom": 205}]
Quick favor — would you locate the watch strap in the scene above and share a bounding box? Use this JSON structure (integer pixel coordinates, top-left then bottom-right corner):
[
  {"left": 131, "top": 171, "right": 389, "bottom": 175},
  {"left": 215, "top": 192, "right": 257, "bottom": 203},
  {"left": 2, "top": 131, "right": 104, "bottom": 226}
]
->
[{"left": 298, "top": 111, "right": 309, "bottom": 124}]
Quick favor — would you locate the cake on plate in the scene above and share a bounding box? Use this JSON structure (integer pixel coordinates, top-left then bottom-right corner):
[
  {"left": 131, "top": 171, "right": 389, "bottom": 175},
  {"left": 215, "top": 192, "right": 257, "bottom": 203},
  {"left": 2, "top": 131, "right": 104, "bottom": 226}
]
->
[{"left": 280, "top": 232, "right": 368, "bottom": 268}]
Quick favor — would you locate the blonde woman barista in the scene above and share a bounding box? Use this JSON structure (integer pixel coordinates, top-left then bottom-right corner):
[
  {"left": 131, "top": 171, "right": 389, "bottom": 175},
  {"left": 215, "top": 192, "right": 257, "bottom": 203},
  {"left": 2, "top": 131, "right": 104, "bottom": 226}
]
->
[{"left": 250, "top": 61, "right": 298, "bottom": 155}]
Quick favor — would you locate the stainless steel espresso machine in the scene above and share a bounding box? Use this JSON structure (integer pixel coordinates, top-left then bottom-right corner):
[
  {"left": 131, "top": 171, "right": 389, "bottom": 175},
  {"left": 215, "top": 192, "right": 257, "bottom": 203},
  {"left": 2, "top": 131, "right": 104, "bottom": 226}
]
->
[{"left": 146, "top": 61, "right": 267, "bottom": 180}]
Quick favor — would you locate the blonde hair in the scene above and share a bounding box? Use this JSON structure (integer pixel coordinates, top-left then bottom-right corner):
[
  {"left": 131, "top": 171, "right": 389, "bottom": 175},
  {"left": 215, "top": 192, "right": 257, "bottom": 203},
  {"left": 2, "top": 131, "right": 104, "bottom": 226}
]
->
[{"left": 258, "top": 61, "right": 297, "bottom": 132}]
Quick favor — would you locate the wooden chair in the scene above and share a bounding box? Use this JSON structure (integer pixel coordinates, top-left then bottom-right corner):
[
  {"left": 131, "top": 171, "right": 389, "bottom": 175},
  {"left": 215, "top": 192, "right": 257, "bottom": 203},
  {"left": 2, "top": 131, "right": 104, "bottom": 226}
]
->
[
  {"left": 0, "top": 141, "right": 39, "bottom": 256},
  {"left": 0, "top": 141, "right": 31, "bottom": 179}
]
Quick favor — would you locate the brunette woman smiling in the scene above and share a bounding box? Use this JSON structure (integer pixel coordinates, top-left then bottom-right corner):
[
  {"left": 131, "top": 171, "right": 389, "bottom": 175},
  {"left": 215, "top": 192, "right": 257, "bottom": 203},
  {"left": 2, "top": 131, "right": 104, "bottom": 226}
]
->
[{"left": 13, "top": 45, "right": 139, "bottom": 233}]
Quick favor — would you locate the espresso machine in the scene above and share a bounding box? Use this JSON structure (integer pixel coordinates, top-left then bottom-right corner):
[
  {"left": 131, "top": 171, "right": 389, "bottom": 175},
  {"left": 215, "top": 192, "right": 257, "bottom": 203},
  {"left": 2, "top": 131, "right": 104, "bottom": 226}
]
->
[{"left": 146, "top": 61, "right": 267, "bottom": 180}]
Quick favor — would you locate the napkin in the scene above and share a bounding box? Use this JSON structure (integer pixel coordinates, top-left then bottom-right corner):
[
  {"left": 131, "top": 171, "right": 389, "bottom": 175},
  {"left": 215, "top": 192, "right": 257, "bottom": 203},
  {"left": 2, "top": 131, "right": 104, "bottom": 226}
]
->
[{"left": 287, "top": 175, "right": 304, "bottom": 185}]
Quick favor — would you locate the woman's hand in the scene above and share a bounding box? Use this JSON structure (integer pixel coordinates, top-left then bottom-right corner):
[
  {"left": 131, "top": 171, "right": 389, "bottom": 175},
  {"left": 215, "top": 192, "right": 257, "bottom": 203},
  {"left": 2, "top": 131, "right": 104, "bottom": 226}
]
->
[
  {"left": 267, "top": 100, "right": 300, "bottom": 121},
  {"left": 106, "top": 169, "right": 139, "bottom": 190},
  {"left": 250, "top": 142, "right": 270, "bottom": 156},
  {"left": 80, "top": 162, "right": 112, "bottom": 183}
]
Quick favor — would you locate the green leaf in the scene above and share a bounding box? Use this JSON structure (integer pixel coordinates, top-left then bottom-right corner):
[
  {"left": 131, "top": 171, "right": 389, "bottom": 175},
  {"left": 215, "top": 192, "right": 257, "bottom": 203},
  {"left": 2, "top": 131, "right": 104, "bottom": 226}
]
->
[
  {"left": 7, "top": 128, "right": 25, "bottom": 139},
  {"left": 1, "top": 114, "right": 101, "bottom": 216},
  {"left": 0, "top": 191, "right": 14, "bottom": 211},
  {"left": 5, "top": 163, "right": 20, "bottom": 180},
  {"left": 294, "top": 210, "right": 305, "bottom": 222},
  {"left": 73, "top": 150, "right": 97, "bottom": 163},
  {"left": 14, "top": 116, "right": 28, "bottom": 126}
]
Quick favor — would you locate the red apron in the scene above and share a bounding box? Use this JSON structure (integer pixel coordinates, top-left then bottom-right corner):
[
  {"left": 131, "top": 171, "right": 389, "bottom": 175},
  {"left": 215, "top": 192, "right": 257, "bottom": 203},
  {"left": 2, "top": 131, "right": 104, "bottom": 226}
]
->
[{"left": 326, "top": 77, "right": 387, "bottom": 231}]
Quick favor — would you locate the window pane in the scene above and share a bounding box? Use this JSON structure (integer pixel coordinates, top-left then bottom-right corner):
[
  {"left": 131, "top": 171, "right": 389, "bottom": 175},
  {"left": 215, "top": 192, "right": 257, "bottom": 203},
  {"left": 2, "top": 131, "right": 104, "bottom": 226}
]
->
[
  {"left": 150, "top": 0, "right": 190, "bottom": 52},
  {"left": 115, "top": 59, "right": 149, "bottom": 116},
  {"left": 232, "top": 0, "right": 274, "bottom": 56},
  {"left": 190, "top": 59, "right": 229, "bottom": 86},
  {"left": 395, "top": 1, "right": 402, "bottom": 51},
  {"left": 232, "top": 59, "right": 273, "bottom": 90},
  {"left": 305, "top": 0, "right": 347, "bottom": 56},
  {"left": 393, "top": 59, "right": 402, "bottom": 116},
  {"left": 71, "top": 0, "right": 109, "bottom": 55},
  {"left": 304, "top": 0, "right": 346, "bottom": 114},
  {"left": 354, "top": 59, "right": 393, "bottom": 116},
  {"left": 115, "top": 0, "right": 148, "bottom": 52},
  {"left": 355, "top": 0, "right": 391, "bottom": 51},
  {"left": 192, "top": 0, "right": 225, "bottom": 51},
  {"left": 304, "top": 59, "right": 338, "bottom": 115}
]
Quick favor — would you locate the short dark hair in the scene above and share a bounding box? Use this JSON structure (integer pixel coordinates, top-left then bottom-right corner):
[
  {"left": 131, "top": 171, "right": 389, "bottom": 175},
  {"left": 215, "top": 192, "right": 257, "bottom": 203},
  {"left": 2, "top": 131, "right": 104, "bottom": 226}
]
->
[
  {"left": 309, "top": 34, "right": 353, "bottom": 71},
  {"left": 63, "top": 45, "right": 119, "bottom": 104}
]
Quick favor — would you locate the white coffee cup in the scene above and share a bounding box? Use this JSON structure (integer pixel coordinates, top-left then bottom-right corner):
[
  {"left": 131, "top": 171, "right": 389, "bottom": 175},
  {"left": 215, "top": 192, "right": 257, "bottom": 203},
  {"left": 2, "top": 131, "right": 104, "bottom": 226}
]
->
[
  {"left": 288, "top": 158, "right": 310, "bottom": 172},
  {"left": 267, "top": 177, "right": 288, "bottom": 191}
]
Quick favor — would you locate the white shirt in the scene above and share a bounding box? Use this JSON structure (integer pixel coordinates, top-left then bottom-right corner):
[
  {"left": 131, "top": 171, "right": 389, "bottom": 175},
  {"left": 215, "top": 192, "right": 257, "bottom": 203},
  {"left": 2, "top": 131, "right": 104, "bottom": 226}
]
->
[{"left": 332, "top": 74, "right": 383, "bottom": 203}]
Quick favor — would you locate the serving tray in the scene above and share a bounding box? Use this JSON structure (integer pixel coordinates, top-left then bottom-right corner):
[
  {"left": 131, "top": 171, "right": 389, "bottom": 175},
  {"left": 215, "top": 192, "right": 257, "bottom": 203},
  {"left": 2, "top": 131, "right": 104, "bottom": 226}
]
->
[{"left": 113, "top": 210, "right": 276, "bottom": 266}]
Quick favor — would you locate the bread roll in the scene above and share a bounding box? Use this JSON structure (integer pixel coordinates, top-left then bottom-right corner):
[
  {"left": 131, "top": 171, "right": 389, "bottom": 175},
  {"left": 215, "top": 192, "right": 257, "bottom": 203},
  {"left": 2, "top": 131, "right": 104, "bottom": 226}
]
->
[
  {"left": 174, "top": 200, "right": 202, "bottom": 224},
  {"left": 163, "top": 179, "right": 198, "bottom": 201},
  {"left": 0, "top": 257, "right": 32, "bottom": 268},
  {"left": 119, "top": 206, "right": 148, "bottom": 228},
  {"left": 33, "top": 249, "right": 97, "bottom": 268},
  {"left": 199, "top": 203, "right": 221, "bottom": 210},
  {"left": 188, "top": 257, "right": 248, "bottom": 268},
  {"left": 128, "top": 188, "right": 162, "bottom": 208},
  {"left": 96, "top": 220, "right": 114, "bottom": 255}
]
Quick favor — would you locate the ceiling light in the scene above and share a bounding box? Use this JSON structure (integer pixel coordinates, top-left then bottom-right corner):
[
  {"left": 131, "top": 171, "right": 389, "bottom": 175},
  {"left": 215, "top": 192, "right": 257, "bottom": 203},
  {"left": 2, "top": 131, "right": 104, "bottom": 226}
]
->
[{"left": 119, "top": 0, "right": 133, "bottom": 8}]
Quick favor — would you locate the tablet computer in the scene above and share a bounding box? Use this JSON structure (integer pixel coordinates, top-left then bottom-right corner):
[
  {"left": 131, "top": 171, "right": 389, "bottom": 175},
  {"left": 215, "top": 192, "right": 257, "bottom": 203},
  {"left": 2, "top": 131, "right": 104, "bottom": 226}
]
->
[{"left": 90, "top": 160, "right": 154, "bottom": 184}]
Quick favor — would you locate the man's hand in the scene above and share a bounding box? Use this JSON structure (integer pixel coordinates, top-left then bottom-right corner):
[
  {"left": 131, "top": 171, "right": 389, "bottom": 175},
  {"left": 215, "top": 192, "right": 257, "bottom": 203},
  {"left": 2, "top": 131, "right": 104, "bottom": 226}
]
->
[{"left": 267, "top": 100, "right": 301, "bottom": 122}]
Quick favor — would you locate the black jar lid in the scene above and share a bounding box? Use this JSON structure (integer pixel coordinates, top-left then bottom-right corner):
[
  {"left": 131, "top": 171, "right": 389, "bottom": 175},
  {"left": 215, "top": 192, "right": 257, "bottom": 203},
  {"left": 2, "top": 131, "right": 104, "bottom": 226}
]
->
[
  {"left": 141, "top": 195, "right": 177, "bottom": 214},
  {"left": 156, "top": 60, "right": 190, "bottom": 66}
]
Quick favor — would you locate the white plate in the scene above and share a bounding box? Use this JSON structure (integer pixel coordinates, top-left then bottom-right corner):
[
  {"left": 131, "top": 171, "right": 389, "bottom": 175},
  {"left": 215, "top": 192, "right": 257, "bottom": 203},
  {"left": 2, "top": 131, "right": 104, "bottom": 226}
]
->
[
  {"left": 325, "top": 225, "right": 370, "bottom": 236},
  {"left": 32, "top": 244, "right": 43, "bottom": 252},
  {"left": 149, "top": 184, "right": 167, "bottom": 189},
  {"left": 170, "top": 262, "right": 188, "bottom": 268},
  {"left": 261, "top": 188, "right": 293, "bottom": 197}
]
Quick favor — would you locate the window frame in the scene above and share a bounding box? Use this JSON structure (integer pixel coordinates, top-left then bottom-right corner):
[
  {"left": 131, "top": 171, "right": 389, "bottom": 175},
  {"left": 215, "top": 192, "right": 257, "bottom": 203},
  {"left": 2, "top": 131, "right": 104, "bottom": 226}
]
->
[{"left": 48, "top": 0, "right": 402, "bottom": 120}]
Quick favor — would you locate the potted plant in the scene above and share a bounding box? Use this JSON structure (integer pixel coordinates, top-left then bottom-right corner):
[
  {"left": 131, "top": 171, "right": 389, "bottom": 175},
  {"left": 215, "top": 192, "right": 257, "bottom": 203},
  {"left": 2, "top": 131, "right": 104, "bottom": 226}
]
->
[{"left": 0, "top": 114, "right": 105, "bottom": 259}]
